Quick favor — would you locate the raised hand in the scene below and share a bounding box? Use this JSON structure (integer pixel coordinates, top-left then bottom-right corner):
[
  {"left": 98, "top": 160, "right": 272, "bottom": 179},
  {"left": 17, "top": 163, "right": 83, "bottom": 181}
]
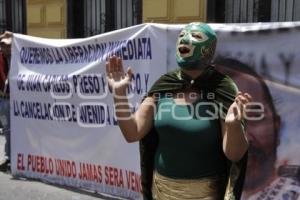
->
[
  {"left": 106, "top": 56, "right": 133, "bottom": 95},
  {"left": 225, "top": 92, "right": 252, "bottom": 124}
]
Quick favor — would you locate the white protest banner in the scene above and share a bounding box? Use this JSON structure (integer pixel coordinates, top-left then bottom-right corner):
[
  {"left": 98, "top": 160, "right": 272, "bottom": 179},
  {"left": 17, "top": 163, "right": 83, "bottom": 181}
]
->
[
  {"left": 10, "top": 23, "right": 168, "bottom": 200},
  {"left": 214, "top": 22, "right": 300, "bottom": 88}
]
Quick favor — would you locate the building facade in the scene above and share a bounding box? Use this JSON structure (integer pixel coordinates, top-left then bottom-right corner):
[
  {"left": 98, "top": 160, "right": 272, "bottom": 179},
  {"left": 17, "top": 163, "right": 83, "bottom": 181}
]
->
[
  {"left": 0, "top": 0, "right": 142, "bottom": 38},
  {"left": 0, "top": 0, "right": 299, "bottom": 38}
]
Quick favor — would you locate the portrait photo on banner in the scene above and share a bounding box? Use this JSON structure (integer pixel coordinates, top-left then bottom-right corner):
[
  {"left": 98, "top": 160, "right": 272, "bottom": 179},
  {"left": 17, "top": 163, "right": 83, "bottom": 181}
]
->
[{"left": 214, "top": 57, "right": 300, "bottom": 200}]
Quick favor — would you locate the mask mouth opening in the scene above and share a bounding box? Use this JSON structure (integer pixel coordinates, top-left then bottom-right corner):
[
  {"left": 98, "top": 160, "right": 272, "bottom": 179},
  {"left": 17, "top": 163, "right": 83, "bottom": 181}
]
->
[
  {"left": 178, "top": 46, "right": 190, "bottom": 54},
  {"left": 176, "top": 44, "right": 195, "bottom": 59}
]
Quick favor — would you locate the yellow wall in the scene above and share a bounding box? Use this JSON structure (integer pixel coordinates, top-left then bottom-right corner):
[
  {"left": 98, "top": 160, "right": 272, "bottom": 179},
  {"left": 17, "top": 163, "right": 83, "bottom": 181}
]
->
[
  {"left": 143, "top": 0, "right": 207, "bottom": 24},
  {"left": 27, "top": 0, "right": 66, "bottom": 38}
]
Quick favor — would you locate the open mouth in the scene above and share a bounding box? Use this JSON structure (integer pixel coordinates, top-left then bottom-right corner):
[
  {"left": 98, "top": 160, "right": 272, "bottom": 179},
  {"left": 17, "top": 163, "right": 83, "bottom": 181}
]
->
[
  {"left": 177, "top": 45, "right": 194, "bottom": 58},
  {"left": 178, "top": 46, "right": 190, "bottom": 54}
]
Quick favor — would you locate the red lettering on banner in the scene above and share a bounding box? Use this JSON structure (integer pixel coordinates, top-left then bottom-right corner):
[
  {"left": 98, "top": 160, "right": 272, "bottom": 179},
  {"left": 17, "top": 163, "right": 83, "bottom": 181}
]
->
[
  {"left": 55, "top": 159, "right": 76, "bottom": 178},
  {"left": 27, "top": 154, "right": 54, "bottom": 174},
  {"left": 23, "top": 154, "right": 141, "bottom": 193},
  {"left": 78, "top": 162, "right": 102, "bottom": 183},
  {"left": 17, "top": 153, "right": 25, "bottom": 170},
  {"left": 126, "top": 170, "right": 142, "bottom": 193},
  {"left": 104, "top": 166, "right": 124, "bottom": 188},
  {"left": 27, "top": 154, "right": 32, "bottom": 170}
]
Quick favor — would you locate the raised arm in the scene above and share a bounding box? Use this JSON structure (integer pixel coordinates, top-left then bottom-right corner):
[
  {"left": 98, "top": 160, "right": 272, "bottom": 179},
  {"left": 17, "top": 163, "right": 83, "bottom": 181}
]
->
[
  {"left": 106, "top": 56, "right": 155, "bottom": 142},
  {"left": 222, "top": 92, "right": 252, "bottom": 162}
]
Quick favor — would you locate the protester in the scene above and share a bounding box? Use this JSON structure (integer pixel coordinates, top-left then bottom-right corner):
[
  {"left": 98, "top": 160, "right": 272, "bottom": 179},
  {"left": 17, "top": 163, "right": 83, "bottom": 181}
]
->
[
  {"left": 106, "top": 22, "right": 251, "bottom": 200},
  {"left": 215, "top": 58, "right": 300, "bottom": 200},
  {"left": 0, "top": 31, "right": 12, "bottom": 172}
]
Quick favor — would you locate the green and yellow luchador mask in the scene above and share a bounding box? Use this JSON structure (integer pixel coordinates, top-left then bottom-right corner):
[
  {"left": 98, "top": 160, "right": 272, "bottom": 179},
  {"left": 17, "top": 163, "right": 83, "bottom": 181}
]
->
[{"left": 176, "top": 22, "right": 217, "bottom": 70}]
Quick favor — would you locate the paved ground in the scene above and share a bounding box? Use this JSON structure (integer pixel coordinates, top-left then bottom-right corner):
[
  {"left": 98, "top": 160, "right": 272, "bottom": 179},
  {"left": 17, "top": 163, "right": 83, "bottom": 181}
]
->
[{"left": 0, "top": 134, "right": 125, "bottom": 200}]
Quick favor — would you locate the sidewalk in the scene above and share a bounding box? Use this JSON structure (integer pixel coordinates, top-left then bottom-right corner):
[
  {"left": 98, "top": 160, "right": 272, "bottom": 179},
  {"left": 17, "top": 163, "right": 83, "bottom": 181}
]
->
[{"left": 0, "top": 135, "right": 125, "bottom": 200}]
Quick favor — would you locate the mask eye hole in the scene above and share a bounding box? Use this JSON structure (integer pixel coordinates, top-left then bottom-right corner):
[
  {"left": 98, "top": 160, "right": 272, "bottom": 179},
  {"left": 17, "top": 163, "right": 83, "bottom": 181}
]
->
[
  {"left": 191, "top": 32, "right": 203, "bottom": 40},
  {"left": 179, "top": 31, "right": 185, "bottom": 38}
]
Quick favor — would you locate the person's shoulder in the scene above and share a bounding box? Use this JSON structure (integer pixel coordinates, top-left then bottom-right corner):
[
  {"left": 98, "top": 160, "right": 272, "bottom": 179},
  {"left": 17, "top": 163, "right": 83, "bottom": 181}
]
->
[
  {"left": 210, "top": 65, "right": 239, "bottom": 94},
  {"left": 209, "top": 64, "right": 232, "bottom": 79},
  {"left": 153, "top": 68, "right": 181, "bottom": 83},
  {"left": 209, "top": 65, "right": 237, "bottom": 84},
  {"left": 161, "top": 68, "right": 180, "bottom": 77}
]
